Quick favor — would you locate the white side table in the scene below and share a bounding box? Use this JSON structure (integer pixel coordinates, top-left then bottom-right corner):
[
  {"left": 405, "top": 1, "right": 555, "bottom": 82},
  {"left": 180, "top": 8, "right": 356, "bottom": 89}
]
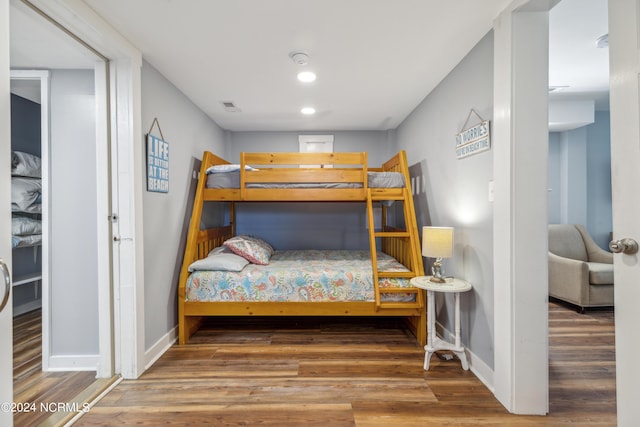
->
[{"left": 410, "top": 276, "right": 473, "bottom": 370}]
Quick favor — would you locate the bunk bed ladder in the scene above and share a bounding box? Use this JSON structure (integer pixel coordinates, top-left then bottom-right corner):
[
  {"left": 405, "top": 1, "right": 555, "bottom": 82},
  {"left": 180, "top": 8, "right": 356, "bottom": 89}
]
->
[{"left": 366, "top": 187, "right": 424, "bottom": 310}]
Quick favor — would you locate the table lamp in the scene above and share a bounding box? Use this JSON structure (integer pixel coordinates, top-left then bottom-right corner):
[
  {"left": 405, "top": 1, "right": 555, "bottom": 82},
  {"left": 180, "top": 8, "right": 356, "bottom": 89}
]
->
[{"left": 422, "top": 226, "right": 454, "bottom": 283}]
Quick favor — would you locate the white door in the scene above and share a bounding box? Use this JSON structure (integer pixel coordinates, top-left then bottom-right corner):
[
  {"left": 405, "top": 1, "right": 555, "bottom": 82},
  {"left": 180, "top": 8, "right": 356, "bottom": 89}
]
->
[
  {"left": 608, "top": 0, "right": 640, "bottom": 425},
  {"left": 0, "top": 198, "right": 12, "bottom": 425},
  {"left": 0, "top": 192, "right": 13, "bottom": 425},
  {"left": 1, "top": 1, "right": 13, "bottom": 424}
]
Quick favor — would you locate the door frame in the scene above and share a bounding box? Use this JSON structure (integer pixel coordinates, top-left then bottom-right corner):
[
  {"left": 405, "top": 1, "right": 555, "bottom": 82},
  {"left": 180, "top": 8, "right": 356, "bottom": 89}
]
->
[
  {"left": 12, "top": 64, "right": 114, "bottom": 375},
  {"left": 492, "top": 0, "right": 557, "bottom": 414},
  {"left": 1, "top": 1, "right": 14, "bottom": 425},
  {"left": 25, "top": 0, "right": 146, "bottom": 379}
]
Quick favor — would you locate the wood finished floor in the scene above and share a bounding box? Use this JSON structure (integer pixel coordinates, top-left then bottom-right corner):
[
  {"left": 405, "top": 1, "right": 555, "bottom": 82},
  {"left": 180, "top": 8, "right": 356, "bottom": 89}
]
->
[
  {"left": 13, "top": 309, "right": 97, "bottom": 427},
  {"left": 74, "top": 302, "right": 616, "bottom": 426}
]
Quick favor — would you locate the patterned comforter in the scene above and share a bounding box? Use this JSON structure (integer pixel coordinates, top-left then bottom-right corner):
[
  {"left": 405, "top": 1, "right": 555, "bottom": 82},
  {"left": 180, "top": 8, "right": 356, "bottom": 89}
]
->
[{"left": 186, "top": 250, "right": 414, "bottom": 302}]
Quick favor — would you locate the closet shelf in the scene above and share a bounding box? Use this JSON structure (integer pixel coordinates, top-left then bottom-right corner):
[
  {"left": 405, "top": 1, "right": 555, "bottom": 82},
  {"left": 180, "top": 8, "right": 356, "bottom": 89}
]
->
[{"left": 13, "top": 272, "right": 42, "bottom": 288}]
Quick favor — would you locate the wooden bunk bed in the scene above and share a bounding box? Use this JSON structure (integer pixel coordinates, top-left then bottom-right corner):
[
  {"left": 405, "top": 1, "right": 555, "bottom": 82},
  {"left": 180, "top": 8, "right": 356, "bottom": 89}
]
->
[{"left": 178, "top": 150, "right": 426, "bottom": 345}]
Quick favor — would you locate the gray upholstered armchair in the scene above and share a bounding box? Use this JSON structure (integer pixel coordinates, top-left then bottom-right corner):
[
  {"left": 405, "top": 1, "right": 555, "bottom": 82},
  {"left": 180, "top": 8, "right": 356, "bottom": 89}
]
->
[{"left": 548, "top": 224, "right": 614, "bottom": 312}]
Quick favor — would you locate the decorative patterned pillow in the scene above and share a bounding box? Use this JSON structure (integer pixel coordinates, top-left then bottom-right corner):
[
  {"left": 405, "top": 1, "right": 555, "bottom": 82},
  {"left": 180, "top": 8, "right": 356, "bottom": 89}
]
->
[
  {"left": 223, "top": 235, "right": 273, "bottom": 265},
  {"left": 242, "top": 235, "right": 275, "bottom": 255}
]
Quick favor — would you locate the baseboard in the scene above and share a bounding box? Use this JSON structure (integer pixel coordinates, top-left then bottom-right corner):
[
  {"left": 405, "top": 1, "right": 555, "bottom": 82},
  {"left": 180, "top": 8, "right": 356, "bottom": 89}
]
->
[
  {"left": 144, "top": 325, "right": 177, "bottom": 371},
  {"left": 435, "top": 321, "right": 495, "bottom": 392},
  {"left": 47, "top": 354, "right": 99, "bottom": 371},
  {"left": 467, "top": 347, "right": 494, "bottom": 392}
]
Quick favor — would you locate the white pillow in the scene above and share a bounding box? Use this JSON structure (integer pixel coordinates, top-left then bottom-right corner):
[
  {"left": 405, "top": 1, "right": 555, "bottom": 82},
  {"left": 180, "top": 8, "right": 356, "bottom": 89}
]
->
[
  {"left": 188, "top": 252, "right": 249, "bottom": 272},
  {"left": 208, "top": 245, "right": 233, "bottom": 255},
  {"left": 205, "top": 164, "right": 258, "bottom": 174}
]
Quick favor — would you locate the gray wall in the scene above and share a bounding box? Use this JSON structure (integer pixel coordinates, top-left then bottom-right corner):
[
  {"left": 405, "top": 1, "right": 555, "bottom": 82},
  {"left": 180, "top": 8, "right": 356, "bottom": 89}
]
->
[
  {"left": 394, "top": 31, "right": 495, "bottom": 368},
  {"left": 227, "top": 131, "right": 393, "bottom": 165},
  {"left": 547, "top": 111, "right": 612, "bottom": 249},
  {"left": 49, "top": 69, "right": 99, "bottom": 355},
  {"left": 227, "top": 131, "right": 392, "bottom": 249},
  {"left": 141, "top": 61, "right": 226, "bottom": 349}
]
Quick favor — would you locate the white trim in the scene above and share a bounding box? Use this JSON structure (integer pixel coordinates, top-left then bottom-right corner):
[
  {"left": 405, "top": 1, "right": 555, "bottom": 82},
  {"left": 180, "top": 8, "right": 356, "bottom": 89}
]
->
[
  {"left": 468, "top": 347, "right": 494, "bottom": 392},
  {"left": 47, "top": 354, "right": 99, "bottom": 371},
  {"left": 94, "top": 60, "right": 113, "bottom": 379},
  {"left": 144, "top": 326, "right": 177, "bottom": 371},
  {"left": 492, "top": 0, "right": 553, "bottom": 415},
  {"left": 110, "top": 57, "right": 145, "bottom": 379},
  {"left": 435, "top": 321, "right": 494, "bottom": 393}
]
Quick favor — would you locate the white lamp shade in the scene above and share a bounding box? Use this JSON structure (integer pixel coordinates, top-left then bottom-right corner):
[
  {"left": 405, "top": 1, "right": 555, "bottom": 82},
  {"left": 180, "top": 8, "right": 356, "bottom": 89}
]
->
[{"left": 422, "top": 226, "right": 454, "bottom": 258}]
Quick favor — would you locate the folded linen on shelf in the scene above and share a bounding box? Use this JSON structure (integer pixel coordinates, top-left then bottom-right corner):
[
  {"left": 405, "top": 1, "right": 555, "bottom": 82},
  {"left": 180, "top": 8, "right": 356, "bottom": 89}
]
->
[
  {"left": 11, "top": 151, "right": 41, "bottom": 178},
  {"left": 11, "top": 177, "right": 41, "bottom": 211},
  {"left": 12, "top": 215, "right": 42, "bottom": 236},
  {"left": 12, "top": 234, "right": 42, "bottom": 248}
]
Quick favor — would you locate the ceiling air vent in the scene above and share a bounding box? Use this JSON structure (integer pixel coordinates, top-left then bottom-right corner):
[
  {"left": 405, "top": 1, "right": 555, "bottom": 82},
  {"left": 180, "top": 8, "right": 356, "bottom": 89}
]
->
[{"left": 221, "top": 101, "right": 241, "bottom": 112}]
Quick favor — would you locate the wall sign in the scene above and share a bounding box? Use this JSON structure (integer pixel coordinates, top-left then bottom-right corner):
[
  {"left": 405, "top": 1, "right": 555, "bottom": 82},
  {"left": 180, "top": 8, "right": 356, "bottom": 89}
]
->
[
  {"left": 146, "top": 133, "right": 169, "bottom": 193},
  {"left": 456, "top": 109, "right": 491, "bottom": 159}
]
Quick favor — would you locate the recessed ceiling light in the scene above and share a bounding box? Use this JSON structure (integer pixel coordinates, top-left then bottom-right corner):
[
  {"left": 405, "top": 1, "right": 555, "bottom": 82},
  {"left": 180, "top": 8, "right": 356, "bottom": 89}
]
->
[
  {"left": 297, "top": 71, "right": 317, "bottom": 83},
  {"left": 301, "top": 107, "right": 316, "bottom": 115}
]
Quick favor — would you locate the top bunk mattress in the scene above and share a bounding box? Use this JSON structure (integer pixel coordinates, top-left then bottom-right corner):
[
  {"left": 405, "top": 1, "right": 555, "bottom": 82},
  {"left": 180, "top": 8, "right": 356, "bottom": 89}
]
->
[
  {"left": 186, "top": 249, "right": 414, "bottom": 303},
  {"left": 206, "top": 170, "right": 405, "bottom": 189}
]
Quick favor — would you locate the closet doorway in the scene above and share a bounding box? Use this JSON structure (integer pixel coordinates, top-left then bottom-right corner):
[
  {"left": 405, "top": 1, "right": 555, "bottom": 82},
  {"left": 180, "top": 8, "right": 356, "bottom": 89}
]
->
[{"left": 9, "top": 0, "right": 114, "bottom": 423}]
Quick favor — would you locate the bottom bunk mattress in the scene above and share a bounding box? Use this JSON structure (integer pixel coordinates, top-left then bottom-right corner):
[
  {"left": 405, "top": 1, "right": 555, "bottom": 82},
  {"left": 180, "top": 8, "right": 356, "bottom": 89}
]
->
[{"left": 186, "top": 249, "right": 414, "bottom": 303}]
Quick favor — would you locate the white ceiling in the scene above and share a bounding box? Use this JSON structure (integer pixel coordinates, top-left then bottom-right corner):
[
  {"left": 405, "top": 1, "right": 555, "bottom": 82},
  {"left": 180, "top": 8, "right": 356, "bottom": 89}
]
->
[
  {"left": 10, "top": 0, "right": 99, "bottom": 70},
  {"left": 10, "top": 0, "right": 609, "bottom": 132},
  {"left": 82, "top": 0, "right": 513, "bottom": 131},
  {"left": 549, "top": 0, "right": 609, "bottom": 110}
]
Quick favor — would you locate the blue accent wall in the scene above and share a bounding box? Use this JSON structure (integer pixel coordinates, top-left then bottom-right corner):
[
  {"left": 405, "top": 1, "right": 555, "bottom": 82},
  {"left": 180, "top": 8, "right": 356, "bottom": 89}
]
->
[
  {"left": 547, "top": 111, "right": 612, "bottom": 249},
  {"left": 227, "top": 131, "right": 392, "bottom": 250},
  {"left": 10, "top": 94, "right": 41, "bottom": 157}
]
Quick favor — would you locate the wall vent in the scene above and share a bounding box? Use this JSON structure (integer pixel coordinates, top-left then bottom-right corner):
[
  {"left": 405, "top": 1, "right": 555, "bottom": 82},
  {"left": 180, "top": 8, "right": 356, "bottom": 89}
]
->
[{"left": 221, "top": 101, "right": 241, "bottom": 112}]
